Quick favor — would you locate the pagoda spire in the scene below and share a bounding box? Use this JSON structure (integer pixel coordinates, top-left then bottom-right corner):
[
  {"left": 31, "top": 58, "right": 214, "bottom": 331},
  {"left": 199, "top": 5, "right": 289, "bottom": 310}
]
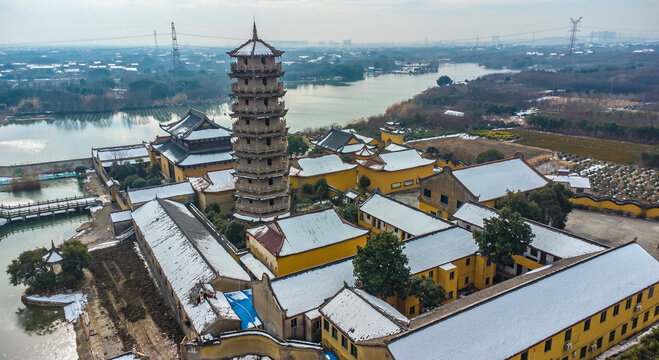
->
[{"left": 252, "top": 19, "right": 258, "bottom": 40}]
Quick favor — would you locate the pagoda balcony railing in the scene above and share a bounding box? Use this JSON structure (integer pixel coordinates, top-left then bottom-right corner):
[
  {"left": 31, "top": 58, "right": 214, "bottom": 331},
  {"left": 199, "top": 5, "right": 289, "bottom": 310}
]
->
[
  {"left": 233, "top": 119, "right": 287, "bottom": 134},
  {"left": 235, "top": 204, "right": 289, "bottom": 216},
  {"left": 231, "top": 82, "right": 285, "bottom": 96},
  {"left": 231, "top": 101, "right": 286, "bottom": 115},
  {"left": 233, "top": 140, "right": 287, "bottom": 154},
  {"left": 231, "top": 62, "right": 282, "bottom": 73},
  {"left": 236, "top": 181, "right": 289, "bottom": 194},
  {"left": 234, "top": 162, "right": 288, "bottom": 175}
]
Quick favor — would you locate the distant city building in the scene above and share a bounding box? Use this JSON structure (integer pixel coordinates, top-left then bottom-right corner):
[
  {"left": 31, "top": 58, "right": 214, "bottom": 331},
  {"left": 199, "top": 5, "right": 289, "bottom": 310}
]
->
[
  {"left": 343, "top": 39, "right": 352, "bottom": 47},
  {"left": 228, "top": 23, "right": 290, "bottom": 222}
]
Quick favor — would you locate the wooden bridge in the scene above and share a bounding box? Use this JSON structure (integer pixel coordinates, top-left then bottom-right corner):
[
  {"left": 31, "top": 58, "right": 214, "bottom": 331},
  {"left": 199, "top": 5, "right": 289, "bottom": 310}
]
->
[{"left": 0, "top": 196, "right": 100, "bottom": 222}]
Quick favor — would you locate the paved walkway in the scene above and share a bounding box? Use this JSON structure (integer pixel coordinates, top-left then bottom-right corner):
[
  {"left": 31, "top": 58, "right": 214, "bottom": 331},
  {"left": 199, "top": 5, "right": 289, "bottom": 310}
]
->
[{"left": 565, "top": 209, "right": 659, "bottom": 260}]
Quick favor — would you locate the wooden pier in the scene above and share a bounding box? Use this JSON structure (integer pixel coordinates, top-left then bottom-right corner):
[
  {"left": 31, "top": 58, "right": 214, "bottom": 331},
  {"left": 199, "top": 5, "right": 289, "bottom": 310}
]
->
[{"left": 0, "top": 196, "right": 100, "bottom": 222}]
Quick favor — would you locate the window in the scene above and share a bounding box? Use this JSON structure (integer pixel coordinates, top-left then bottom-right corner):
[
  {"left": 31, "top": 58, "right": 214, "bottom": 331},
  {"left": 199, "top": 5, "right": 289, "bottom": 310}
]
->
[
  {"left": 291, "top": 318, "right": 297, "bottom": 328},
  {"left": 404, "top": 180, "right": 414, "bottom": 186},
  {"left": 486, "top": 259, "right": 491, "bottom": 267},
  {"left": 428, "top": 271, "right": 434, "bottom": 279},
  {"left": 243, "top": 57, "right": 248, "bottom": 64},
  {"left": 391, "top": 182, "right": 402, "bottom": 189},
  {"left": 246, "top": 138, "right": 251, "bottom": 144},
  {"left": 466, "top": 258, "right": 471, "bottom": 266},
  {"left": 266, "top": 138, "right": 271, "bottom": 145},
  {"left": 643, "top": 311, "right": 649, "bottom": 322},
  {"left": 621, "top": 324, "right": 627, "bottom": 335},
  {"left": 269, "top": 199, "right": 274, "bottom": 206},
  {"left": 632, "top": 317, "right": 638, "bottom": 329},
  {"left": 465, "top": 276, "right": 469, "bottom": 285},
  {"left": 260, "top": 56, "right": 265, "bottom": 64},
  {"left": 520, "top": 351, "right": 528, "bottom": 360},
  {"left": 626, "top": 298, "right": 632, "bottom": 309},
  {"left": 449, "top": 272, "right": 455, "bottom": 280},
  {"left": 544, "top": 339, "right": 552, "bottom": 352},
  {"left": 655, "top": 305, "right": 659, "bottom": 317},
  {"left": 613, "top": 304, "right": 620, "bottom": 316},
  {"left": 636, "top": 293, "right": 643, "bottom": 303},
  {"left": 265, "top": 118, "right": 270, "bottom": 126},
  {"left": 264, "top": 98, "right": 269, "bottom": 106},
  {"left": 313, "top": 319, "right": 320, "bottom": 330},
  {"left": 584, "top": 319, "right": 591, "bottom": 331},
  {"left": 456, "top": 200, "right": 464, "bottom": 209},
  {"left": 341, "top": 335, "right": 348, "bottom": 349},
  {"left": 268, "top": 178, "right": 273, "bottom": 185},
  {"left": 409, "top": 306, "right": 415, "bottom": 315},
  {"left": 350, "top": 343, "right": 358, "bottom": 358},
  {"left": 262, "top": 77, "right": 267, "bottom": 85},
  {"left": 564, "top": 328, "right": 572, "bottom": 342},
  {"left": 600, "top": 310, "right": 607, "bottom": 323},
  {"left": 248, "top": 179, "right": 253, "bottom": 184},
  {"left": 332, "top": 327, "right": 338, "bottom": 339},
  {"left": 245, "top": 98, "right": 250, "bottom": 105},
  {"left": 440, "top": 194, "right": 449, "bottom": 204},
  {"left": 609, "top": 330, "right": 615, "bottom": 343},
  {"left": 423, "top": 189, "right": 432, "bottom": 198},
  {"left": 324, "top": 319, "right": 329, "bottom": 331},
  {"left": 244, "top": 78, "right": 248, "bottom": 85},
  {"left": 530, "top": 248, "right": 538, "bottom": 257},
  {"left": 649, "top": 286, "right": 654, "bottom": 299},
  {"left": 579, "top": 346, "right": 587, "bottom": 359},
  {"left": 596, "top": 337, "right": 602, "bottom": 349},
  {"left": 485, "top": 277, "right": 490, "bottom": 286},
  {"left": 448, "top": 291, "right": 453, "bottom": 299},
  {"left": 267, "top": 159, "right": 272, "bottom": 166}
]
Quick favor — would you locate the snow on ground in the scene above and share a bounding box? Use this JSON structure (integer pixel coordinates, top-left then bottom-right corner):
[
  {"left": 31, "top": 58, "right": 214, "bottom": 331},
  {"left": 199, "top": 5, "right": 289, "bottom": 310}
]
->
[
  {"left": 89, "top": 206, "right": 103, "bottom": 213},
  {"left": 582, "top": 164, "right": 605, "bottom": 175},
  {"left": 0, "top": 218, "right": 7, "bottom": 227},
  {"left": 88, "top": 240, "right": 121, "bottom": 252},
  {"left": 25, "top": 293, "right": 87, "bottom": 322},
  {"left": 595, "top": 323, "right": 658, "bottom": 359},
  {"left": 231, "top": 356, "right": 272, "bottom": 360}
]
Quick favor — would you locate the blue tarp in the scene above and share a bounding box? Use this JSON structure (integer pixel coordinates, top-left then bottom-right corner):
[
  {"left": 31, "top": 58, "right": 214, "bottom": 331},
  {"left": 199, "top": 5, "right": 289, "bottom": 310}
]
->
[
  {"left": 225, "top": 289, "right": 262, "bottom": 330},
  {"left": 323, "top": 351, "right": 339, "bottom": 360}
]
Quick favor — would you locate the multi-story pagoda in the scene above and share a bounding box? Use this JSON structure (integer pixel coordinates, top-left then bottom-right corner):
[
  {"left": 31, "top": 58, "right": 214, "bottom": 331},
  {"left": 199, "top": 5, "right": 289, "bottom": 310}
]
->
[{"left": 228, "top": 24, "right": 290, "bottom": 222}]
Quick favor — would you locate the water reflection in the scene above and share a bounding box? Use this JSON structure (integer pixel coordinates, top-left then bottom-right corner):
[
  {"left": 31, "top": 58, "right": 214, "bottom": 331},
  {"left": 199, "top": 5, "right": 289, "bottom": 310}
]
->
[{"left": 16, "top": 307, "right": 65, "bottom": 336}]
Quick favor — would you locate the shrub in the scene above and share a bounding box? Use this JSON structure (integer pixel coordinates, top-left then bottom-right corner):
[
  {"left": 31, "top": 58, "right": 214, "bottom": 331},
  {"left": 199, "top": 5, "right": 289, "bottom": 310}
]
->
[
  {"left": 359, "top": 175, "right": 371, "bottom": 188},
  {"left": 475, "top": 149, "right": 505, "bottom": 164}
]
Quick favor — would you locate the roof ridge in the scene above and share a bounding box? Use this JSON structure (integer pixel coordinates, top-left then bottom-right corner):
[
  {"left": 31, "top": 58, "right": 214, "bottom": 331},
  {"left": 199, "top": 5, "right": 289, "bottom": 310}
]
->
[
  {"left": 350, "top": 287, "right": 409, "bottom": 328},
  {"left": 363, "top": 192, "right": 452, "bottom": 226},
  {"left": 452, "top": 156, "right": 521, "bottom": 172},
  {"left": 272, "top": 255, "right": 356, "bottom": 282}
]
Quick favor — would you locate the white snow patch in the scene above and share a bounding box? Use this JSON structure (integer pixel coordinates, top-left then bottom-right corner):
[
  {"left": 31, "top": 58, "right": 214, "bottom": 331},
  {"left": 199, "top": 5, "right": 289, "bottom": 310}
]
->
[{"left": 25, "top": 293, "right": 87, "bottom": 322}]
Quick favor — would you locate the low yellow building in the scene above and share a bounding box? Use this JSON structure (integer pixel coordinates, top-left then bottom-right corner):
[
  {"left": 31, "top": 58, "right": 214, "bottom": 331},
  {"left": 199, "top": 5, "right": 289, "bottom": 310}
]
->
[
  {"left": 189, "top": 169, "right": 236, "bottom": 214},
  {"left": 319, "top": 243, "right": 659, "bottom": 360},
  {"left": 452, "top": 201, "right": 606, "bottom": 280},
  {"left": 392, "top": 226, "right": 496, "bottom": 317},
  {"left": 380, "top": 121, "right": 406, "bottom": 147},
  {"left": 358, "top": 192, "right": 453, "bottom": 241},
  {"left": 126, "top": 181, "right": 195, "bottom": 211},
  {"left": 289, "top": 154, "right": 357, "bottom": 193},
  {"left": 356, "top": 149, "right": 435, "bottom": 195},
  {"left": 147, "top": 109, "right": 235, "bottom": 183},
  {"left": 246, "top": 207, "right": 370, "bottom": 276},
  {"left": 313, "top": 128, "right": 379, "bottom": 156},
  {"left": 418, "top": 155, "right": 549, "bottom": 218}
]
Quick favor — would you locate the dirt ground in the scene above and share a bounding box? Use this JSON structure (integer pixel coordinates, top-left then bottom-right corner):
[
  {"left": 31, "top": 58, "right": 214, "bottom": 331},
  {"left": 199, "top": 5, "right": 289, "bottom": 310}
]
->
[
  {"left": 406, "top": 136, "right": 552, "bottom": 165},
  {"left": 86, "top": 240, "right": 182, "bottom": 359},
  {"left": 389, "top": 189, "right": 421, "bottom": 208},
  {"left": 565, "top": 209, "right": 659, "bottom": 260}
]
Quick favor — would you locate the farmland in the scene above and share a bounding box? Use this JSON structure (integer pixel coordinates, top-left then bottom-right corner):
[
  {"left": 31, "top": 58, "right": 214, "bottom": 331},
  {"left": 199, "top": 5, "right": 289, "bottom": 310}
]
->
[{"left": 511, "top": 129, "right": 652, "bottom": 164}]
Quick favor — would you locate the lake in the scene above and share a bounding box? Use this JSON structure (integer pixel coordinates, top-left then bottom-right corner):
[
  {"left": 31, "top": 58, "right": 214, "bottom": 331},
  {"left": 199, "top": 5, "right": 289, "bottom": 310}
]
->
[
  {"left": 0, "top": 63, "right": 514, "bottom": 166},
  {"left": 0, "top": 178, "right": 89, "bottom": 359}
]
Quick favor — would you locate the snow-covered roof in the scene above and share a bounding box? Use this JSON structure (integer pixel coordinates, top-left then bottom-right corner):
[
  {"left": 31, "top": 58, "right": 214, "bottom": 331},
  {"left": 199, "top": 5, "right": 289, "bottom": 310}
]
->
[
  {"left": 452, "top": 202, "right": 606, "bottom": 259},
  {"left": 339, "top": 143, "right": 376, "bottom": 154},
  {"left": 320, "top": 287, "right": 407, "bottom": 342},
  {"left": 110, "top": 210, "right": 132, "bottom": 223},
  {"left": 185, "top": 128, "right": 232, "bottom": 141},
  {"left": 451, "top": 158, "right": 548, "bottom": 201},
  {"left": 346, "top": 190, "right": 360, "bottom": 200},
  {"left": 131, "top": 199, "right": 249, "bottom": 335},
  {"left": 247, "top": 207, "right": 369, "bottom": 257},
  {"left": 127, "top": 182, "right": 194, "bottom": 205},
  {"left": 231, "top": 40, "right": 276, "bottom": 56},
  {"left": 189, "top": 169, "right": 236, "bottom": 193},
  {"left": 270, "top": 258, "right": 356, "bottom": 317},
  {"left": 387, "top": 243, "right": 659, "bottom": 360},
  {"left": 546, "top": 174, "right": 591, "bottom": 189},
  {"left": 43, "top": 250, "right": 63, "bottom": 263},
  {"left": 359, "top": 193, "right": 452, "bottom": 237},
  {"left": 289, "top": 154, "right": 357, "bottom": 178},
  {"left": 160, "top": 109, "right": 230, "bottom": 141},
  {"left": 403, "top": 227, "right": 478, "bottom": 274},
  {"left": 96, "top": 144, "right": 148, "bottom": 162},
  {"left": 384, "top": 143, "right": 409, "bottom": 152},
  {"left": 178, "top": 151, "right": 234, "bottom": 167},
  {"left": 344, "top": 128, "right": 375, "bottom": 144},
  {"left": 354, "top": 145, "right": 376, "bottom": 157},
  {"left": 357, "top": 149, "right": 434, "bottom": 172},
  {"left": 240, "top": 253, "right": 275, "bottom": 280}
]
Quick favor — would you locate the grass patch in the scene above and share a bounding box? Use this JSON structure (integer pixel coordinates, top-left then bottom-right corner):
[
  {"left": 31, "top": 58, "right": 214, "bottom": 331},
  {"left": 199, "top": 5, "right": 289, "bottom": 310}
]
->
[{"left": 511, "top": 129, "right": 652, "bottom": 163}]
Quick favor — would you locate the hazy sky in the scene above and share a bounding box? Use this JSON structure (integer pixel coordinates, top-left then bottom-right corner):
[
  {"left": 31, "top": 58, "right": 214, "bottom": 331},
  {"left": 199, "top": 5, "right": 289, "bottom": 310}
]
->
[{"left": 0, "top": 0, "right": 657, "bottom": 47}]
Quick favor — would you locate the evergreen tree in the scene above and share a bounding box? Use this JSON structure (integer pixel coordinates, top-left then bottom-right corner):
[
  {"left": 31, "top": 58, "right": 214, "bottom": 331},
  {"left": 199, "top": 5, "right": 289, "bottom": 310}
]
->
[
  {"left": 409, "top": 275, "right": 446, "bottom": 313},
  {"left": 353, "top": 232, "right": 411, "bottom": 298},
  {"left": 473, "top": 207, "right": 535, "bottom": 266},
  {"left": 6, "top": 249, "right": 47, "bottom": 287},
  {"left": 475, "top": 149, "right": 505, "bottom": 164},
  {"left": 60, "top": 240, "right": 91, "bottom": 283}
]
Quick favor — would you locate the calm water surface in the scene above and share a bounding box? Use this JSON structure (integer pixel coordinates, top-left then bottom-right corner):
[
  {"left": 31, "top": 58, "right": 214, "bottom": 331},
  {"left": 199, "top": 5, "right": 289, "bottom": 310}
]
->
[
  {"left": 0, "top": 63, "right": 514, "bottom": 165},
  {"left": 0, "top": 179, "right": 89, "bottom": 359}
]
